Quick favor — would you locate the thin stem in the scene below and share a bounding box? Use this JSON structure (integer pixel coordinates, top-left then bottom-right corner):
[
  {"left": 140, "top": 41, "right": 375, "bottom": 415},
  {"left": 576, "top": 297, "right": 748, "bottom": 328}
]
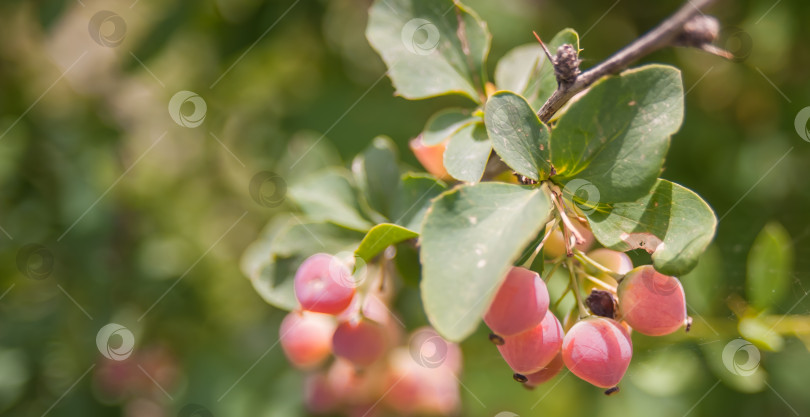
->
[
  {"left": 543, "top": 261, "right": 562, "bottom": 283},
  {"left": 550, "top": 186, "right": 585, "bottom": 247},
  {"left": 572, "top": 250, "right": 624, "bottom": 281},
  {"left": 553, "top": 284, "right": 572, "bottom": 310},
  {"left": 567, "top": 257, "right": 588, "bottom": 318},
  {"left": 583, "top": 274, "right": 617, "bottom": 293},
  {"left": 537, "top": 0, "right": 721, "bottom": 122},
  {"left": 523, "top": 218, "right": 559, "bottom": 268}
]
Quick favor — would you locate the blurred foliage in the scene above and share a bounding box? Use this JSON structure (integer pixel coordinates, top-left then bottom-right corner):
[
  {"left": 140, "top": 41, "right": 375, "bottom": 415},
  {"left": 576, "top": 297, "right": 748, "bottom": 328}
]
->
[{"left": 0, "top": 0, "right": 809, "bottom": 416}]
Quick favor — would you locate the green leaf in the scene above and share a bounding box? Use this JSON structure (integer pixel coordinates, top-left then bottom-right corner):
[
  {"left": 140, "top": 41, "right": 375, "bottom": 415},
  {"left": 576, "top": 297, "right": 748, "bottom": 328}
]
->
[
  {"left": 287, "top": 168, "right": 372, "bottom": 231},
  {"left": 240, "top": 214, "right": 290, "bottom": 284},
  {"left": 422, "top": 108, "right": 478, "bottom": 146},
  {"left": 353, "top": 136, "right": 401, "bottom": 220},
  {"left": 420, "top": 183, "right": 553, "bottom": 341},
  {"left": 494, "top": 29, "right": 579, "bottom": 109},
  {"left": 392, "top": 173, "right": 447, "bottom": 232},
  {"left": 485, "top": 91, "right": 551, "bottom": 181},
  {"left": 246, "top": 219, "right": 365, "bottom": 311},
  {"left": 366, "top": 0, "right": 490, "bottom": 102},
  {"left": 746, "top": 222, "right": 793, "bottom": 310},
  {"left": 443, "top": 123, "right": 491, "bottom": 183},
  {"left": 551, "top": 65, "right": 684, "bottom": 202},
  {"left": 585, "top": 179, "right": 716, "bottom": 276},
  {"left": 355, "top": 223, "right": 419, "bottom": 263}
]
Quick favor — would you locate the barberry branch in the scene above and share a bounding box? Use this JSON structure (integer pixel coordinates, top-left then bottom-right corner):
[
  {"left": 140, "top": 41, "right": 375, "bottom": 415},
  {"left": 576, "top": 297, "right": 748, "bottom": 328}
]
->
[{"left": 537, "top": 0, "right": 724, "bottom": 122}]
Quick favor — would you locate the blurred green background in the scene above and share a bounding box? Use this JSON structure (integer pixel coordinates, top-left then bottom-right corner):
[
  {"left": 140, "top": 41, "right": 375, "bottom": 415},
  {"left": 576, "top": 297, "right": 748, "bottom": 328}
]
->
[{"left": 1, "top": 0, "right": 809, "bottom": 416}]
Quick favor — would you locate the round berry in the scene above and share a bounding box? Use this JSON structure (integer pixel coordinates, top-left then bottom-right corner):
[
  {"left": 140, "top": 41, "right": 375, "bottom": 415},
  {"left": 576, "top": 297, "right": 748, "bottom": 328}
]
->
[
  {"left": 519, "top": 352, "right": 564, "bottom": 388},
  {"left": 484, "top": 266, "right": 550, "bottom": 336},
  {"left": 618, "top": 265, "right": 687, "bottom": 336},
  {"left": 294, "top": 253, "right": 356, "bottom": 315},
  {"left": 279, "top": 311, "right": 336, "bottom": 369},
  {"left": 562, "top": 317, "right": 632, "bottom": 388},
  {"left": 497, "top": 310, "right": 564, "bottom": 374},
  {"left": 332, "top": 319, "right": 388, "bottom": 367}
]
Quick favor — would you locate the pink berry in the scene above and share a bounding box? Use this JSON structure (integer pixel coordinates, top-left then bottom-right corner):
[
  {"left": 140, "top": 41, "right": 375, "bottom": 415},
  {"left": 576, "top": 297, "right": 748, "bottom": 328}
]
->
[
  {"left": 303, "top": 373, "right": 339, "bottom": 414},
  {"left": 497, "top": 310, "right": 564, "bottom": 374},
  {"left": 562, "top": 317, "right": 632, "bottom": 388},
  {"left": 385, "top": 347, "right": 460, "bottom": 416},
  {"left": 326, "top": 358, "right": 385, "bottom": 405},
  {"left": 409, "top": 136, "right": 450, "bottom": 180},
  {"left": 279, "top": 311, "right": 336, "bottom": 369},
  {"left": 332, "top": 319, "right": 388, "bottom": 367},
  {"left": 484, "top": 266, "right": 550, "bottom": 336},
  {"left": 519, "top": 352, "right": 564, "bottom": 388},
  {"left": 618, "top": 265, "right": 687, "bottom": 336},
  {"left": 294, "top": 253, "right": 356, "bottom": 315}
]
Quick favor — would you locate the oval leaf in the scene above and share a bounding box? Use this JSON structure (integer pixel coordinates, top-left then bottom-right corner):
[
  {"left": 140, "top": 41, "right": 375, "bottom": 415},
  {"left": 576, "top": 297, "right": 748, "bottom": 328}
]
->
[
  {"left": 746, "top": 222, "right": 793, "bottom": 310},
  {"left": 288, "top": 168, "right": 372, "bottom": 231},
  {"left": 420, "top": 182, "right": 553, "bottom": 341},
  {"left": 352, "top": 136, "right": 401, "bottom": 220},
  {"left": 355, "top": 223, "right": 419, "bottom": 263},
  {"left": 443, "top": 123, "right": 491, "bottom": 183},
  {"left": 485, "top": 91, "right": 551, "bottom": 181},
  {"left": 392, "top": 173, "right": 447, "bottom": 232},
  {"left": 552, "top": 65, "right": 684, "bottom": 202},
  {"left": 422, "top": 108, "right": 478, "bottom": 146},
  {"left": 585, "top": 179, "right": 716, "bottom": 276},
  {"left": 366, "top": 0, "right": 491, "bottom": 102}
]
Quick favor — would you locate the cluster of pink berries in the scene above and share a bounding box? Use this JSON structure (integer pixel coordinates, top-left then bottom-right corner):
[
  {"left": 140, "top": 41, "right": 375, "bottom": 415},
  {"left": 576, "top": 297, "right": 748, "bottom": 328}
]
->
[
  {"left": 280, "top": 253, "right": 462, "bottom": 416},
  {"left": 485, "top": 248, "right": 689, "bottom": 392}
]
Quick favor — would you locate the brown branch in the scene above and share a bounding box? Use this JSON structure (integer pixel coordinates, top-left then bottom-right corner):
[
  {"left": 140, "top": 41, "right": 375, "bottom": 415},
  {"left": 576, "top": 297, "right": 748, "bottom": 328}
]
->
[{"left": 537, "top": 0, "right": 723, "bottom": 123}]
